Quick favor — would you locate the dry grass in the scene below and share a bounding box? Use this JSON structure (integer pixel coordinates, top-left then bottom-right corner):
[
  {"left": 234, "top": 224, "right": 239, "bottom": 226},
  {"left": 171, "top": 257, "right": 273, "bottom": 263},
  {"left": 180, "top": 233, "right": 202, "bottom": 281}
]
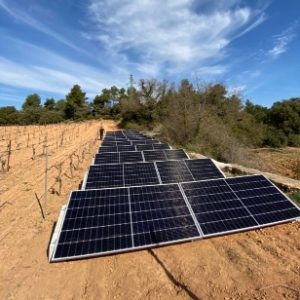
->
[{"left": 245, "top": 147, "right": 300, "bottom": 179}]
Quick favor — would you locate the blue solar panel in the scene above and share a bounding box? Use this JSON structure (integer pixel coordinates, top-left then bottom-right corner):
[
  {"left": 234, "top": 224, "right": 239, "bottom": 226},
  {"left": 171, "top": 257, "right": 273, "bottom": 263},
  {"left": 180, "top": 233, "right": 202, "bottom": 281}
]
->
[
  {"left": 84, "top": 162, "right": 160, "bottom": 189},
  {"left": 185, "top": 159, "right": 224, "bottom": 180},
  {"left": 120, "top": 151, "right": 144, "bottom": 163},
  {"left": 226, "top": 175, "right": 300, "bottom": 226},
  {"left": 50, "top": 129, "right": 300, "bottom": 263},
  {"left": 181, "top": 175, "right": 300, "bottom": 236},
  {"left": 164, "top": 149, "right": 188, "bottom": 160},
  {"left": 136, "top": 143, "right": 170, "bottom": 151},
  {"left": 156, "top": 160, "right": 193, "bottom": 183},
  {"left": 84, "top": 165, "right": 123, "bottom": 189},
  {"left": 94, "top": 152, "right": 120, "bottom": 165},
  {"left": 51, "top": 184, "right": 200, "bottom": 261},
  {"left": 130, "top": 184, "right": 200, "bottom": 247},
  {"left": 124, "top": 162, "right": 160, "bottom": 186},
  {"left": 54, "top": 188, "right": 132, "bottom": 260},
  {"left": 143, "top": 150, "right": 166, "bottom": 162}
]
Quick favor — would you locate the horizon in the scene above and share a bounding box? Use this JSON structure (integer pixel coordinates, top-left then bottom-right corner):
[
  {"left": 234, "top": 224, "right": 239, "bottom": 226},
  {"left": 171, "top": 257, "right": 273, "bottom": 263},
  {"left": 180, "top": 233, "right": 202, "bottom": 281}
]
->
[{"left": 0, "top": 0, "right": 299, "bottom": 109}]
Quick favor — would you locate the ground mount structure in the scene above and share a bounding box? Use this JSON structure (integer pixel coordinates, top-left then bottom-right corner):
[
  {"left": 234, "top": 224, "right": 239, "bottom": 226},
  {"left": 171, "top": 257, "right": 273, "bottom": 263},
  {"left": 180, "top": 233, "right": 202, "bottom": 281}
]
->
[{"left": 49, "top": 130, "right": 300, "bottom": 262}]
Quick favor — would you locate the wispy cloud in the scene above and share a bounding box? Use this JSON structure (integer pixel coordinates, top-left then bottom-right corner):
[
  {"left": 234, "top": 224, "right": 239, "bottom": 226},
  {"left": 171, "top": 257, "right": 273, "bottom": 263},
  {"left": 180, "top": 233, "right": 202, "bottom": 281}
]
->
[
  {"left": 268, "top": 21, "right": 298, "bottom": 58},
  {"left": 0, "top": 39, "right": 125, "bottom": 99},
  {"left": 227, "top": 84, "right": 246, "bottom": 96},
  {"left": 0, "top": 0, "right": 90, "bottom": 56},
  {"left": 86, "top": 0, "right": 266, "bottom": 76},
  {"left": 0, "top": 0, "right": 269, "bottom": 103}
]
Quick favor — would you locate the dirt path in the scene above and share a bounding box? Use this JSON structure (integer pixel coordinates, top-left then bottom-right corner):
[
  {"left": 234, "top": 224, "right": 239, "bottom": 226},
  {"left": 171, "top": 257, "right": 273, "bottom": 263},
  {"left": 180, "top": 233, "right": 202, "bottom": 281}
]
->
[{"left": 1, "top": 121, "right": 300, "bottom": 299}]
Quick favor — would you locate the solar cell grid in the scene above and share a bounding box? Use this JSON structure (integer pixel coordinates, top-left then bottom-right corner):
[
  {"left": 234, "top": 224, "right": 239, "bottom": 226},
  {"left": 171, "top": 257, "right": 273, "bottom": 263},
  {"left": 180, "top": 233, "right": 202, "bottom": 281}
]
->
[
  {"left": 181, "top": 179, "right": 258, "bottom": 235},
  {"left": 124, "top": 162, "right": 160, "bottom": 186},
  {"left": 143, "top": 150, "right": 166, "bottom": 162},
  {"left": 136, "top": 144, "right": 154, "bottom": 151},
  {"left": 185, "top": 159, "right": 224, "bottom": 180},
  {"left": 120, "top": 151, "right": 144, "bottom": 163},
  {"left": 129, "top": 184, "right": 200, "bottom": 247},
  {"left": 54, "top": 188, "right": 132, "bottom": 260},
  {"left": 94, "top": 152, "right": 120, "bottom": 165},
  {"left": 156, "top": 160, "right": 194, "bottom": 184},
  {"left": 101, "top": 141, "right": 117, "bottom": 147},
  {"left": 164, "top": 149, "right": 189, "bottom": 160},
  {"left": 98, "top": 146, "right": 118, "bottom": 153},
  {"left": 98, "top": 145, "right": 136, "bottom": 153},
  {"left": 118, "top": 145, "right": 136, "bottom": 152},
  {"left": 153, "top": 143, "right": 171, "bottom": 150},
  {"left": 180, "top": 175, "right": 300, "bottom": 236},
  {"left": 115, "top": 131, "right": 126, "bottom": 138},
  {"left": 226, "top": 175, "right": 300, "bottom": 226},
  {"left": 130, "top": 139, "right": 158, "bottom": 145},
  {"left": 101, "top": 140, "right": 132, "bottom": 147},
  {"left": 84, "top": 165, "right": 123, "bottom": 189}
]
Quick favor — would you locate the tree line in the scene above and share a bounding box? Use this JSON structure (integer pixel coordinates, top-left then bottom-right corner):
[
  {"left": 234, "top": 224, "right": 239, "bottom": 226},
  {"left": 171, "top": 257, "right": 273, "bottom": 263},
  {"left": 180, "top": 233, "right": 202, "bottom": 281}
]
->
[
  {"left": 0, "top": 84, "right": 123, "bottom": 125},
  {"left": 0, "top": 79, "right": 299, "bottom": 161},
  {"left": 117, "top": 79, "right": 300, "bottom": 155}
]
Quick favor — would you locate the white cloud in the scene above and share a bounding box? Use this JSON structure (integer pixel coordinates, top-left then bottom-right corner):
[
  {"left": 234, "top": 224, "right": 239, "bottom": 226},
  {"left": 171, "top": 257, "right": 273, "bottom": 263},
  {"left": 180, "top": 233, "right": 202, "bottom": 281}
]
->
[
  {"left": 0, "top": 0, "right": 90, "bottom": 56},
  {"left": 268, "top": 22, "right": 298, "bottom": 58},
  {"left": 195, "top": 65, "right": 228, "bottom": 75},
  {"left": 228, "top": 84, "right": 246, "bottom": 96},
  {"left": 0, "top": 0, "right": 268, "bottom": 100},
  {"left": 0, "top": 41, "right": 125, "bottom": 99},
  {"left": 86, "top": 0, "right": 266, "bottom": 75}
]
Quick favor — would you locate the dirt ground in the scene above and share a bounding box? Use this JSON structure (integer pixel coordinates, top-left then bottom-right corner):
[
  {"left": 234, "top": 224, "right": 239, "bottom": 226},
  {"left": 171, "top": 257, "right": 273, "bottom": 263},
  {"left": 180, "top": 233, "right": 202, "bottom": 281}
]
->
[
  {"left": 0, "top": 121, "right": 300, "bottom": 300},
  {"left": 247, "top": 148, "right": 300, "bottom": 180}
]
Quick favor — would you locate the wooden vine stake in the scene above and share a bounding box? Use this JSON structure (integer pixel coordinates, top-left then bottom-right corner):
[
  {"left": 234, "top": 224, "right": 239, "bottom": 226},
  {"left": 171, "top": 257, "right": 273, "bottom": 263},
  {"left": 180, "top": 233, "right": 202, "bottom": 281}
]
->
[
  {"left": 7, "top": 140, "right": 11, "bottom": 171},
  {"left": 43, "top": 135, "right": 48, "bottom": 216}
]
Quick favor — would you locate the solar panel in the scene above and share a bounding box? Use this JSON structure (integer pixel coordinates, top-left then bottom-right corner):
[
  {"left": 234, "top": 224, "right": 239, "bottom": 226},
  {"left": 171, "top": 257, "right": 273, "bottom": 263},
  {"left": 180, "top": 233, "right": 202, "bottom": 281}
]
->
[
  {"left": 105, "top": 131, "right": 126, "bottom": 139},
  {"left": 51, "top": 129, "right": 300, "bottom": 262},
  {"left": 136, "top": 144, "right": 154, "bottom": 151},
  {"left": 144, "top": 139, "right": 159, "bottom": 144},
  {"left": 98, "top": 146, "right": 118, "bottom": 153},
  {"left": 103, "top": 137, "right": 127, "bottom": 141},
  {"left": 105, "top": 132, "right": 115, "bottom": 138},
  {"left": 156, "top": 160, "right": 194, "bottom": 183},
  {"left": 153, "top": 143, "right": 171, "bottom": 150},
  {"left": 120, "top": 151, "right": 144, "bottom": 163},
  {"left": 94, "top": 152, "right": 119, "bottom": 165},
  {"left": 53, "top": 188, "right": 132, "bottom": 260},
  {"left": 185, "top": 159, "right": 224, "bottom": 180},
  {"left": 124, "top": 162, "right": 160, "bottom": 186},
  {"left": 84, "top": 162, "right": 160, "bottom": 189},
  {"left": 51, "top": 174, "right": 300, "bottom": 262},
  {"left": 130, "top": 184, "right": 200, "bottom": 247},
  {"left": 118, "top": 145, "right": 136, "bottom": 152},
  {"left": 136, "top": 143, "right": 171, "bottom": 151},
  {"left": 165, "top": 149, "right": 189, "bottom": 160},
  {"left": 143, "top": 150, "right": 166, "bottom": 162},
  {"left": 51, "top": 184, "right": 200, "bottom": 261},
  {"left": 98, "top": 145, "right": 136, "bottom": 153},
  {"left": 101, "top": 140, "right": 132, "bottom": 147},
  {"left": 115, "top": 131, "right": 126, "bottom": 138},
  {"left": 226, "top": 175, "right": 300, "bottom": 225},
  {"left": 143, "top": 149, "right": 188, "bottom": 162},
  {"left": 101, "top": 141, "right": 117, "bottom": 147},
  {"left": 84, "top": 165, "right": 123, "bottom": 189},
  {"left": 131, "top": 140, "right": 159, "bottom": 145},
  {"left": 181, "top": 175, "right": 300, "bottom": 237}
]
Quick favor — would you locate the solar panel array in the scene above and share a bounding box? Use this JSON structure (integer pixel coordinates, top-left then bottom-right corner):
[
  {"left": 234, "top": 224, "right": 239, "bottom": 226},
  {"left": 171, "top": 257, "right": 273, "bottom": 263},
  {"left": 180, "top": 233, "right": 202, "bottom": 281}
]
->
[
  {"left": 83, "top": 159, "right": 224, "bottom": 189},
  {"left": 50, "top": 130, "right": 300, "bottom": 262}
]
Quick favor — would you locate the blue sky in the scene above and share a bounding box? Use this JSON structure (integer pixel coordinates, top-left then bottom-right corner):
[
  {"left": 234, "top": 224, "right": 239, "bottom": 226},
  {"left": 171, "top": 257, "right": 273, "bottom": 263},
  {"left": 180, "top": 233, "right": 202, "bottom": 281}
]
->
[{"left": 0, "top": 0, "right": 299, "bottom": 108}]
